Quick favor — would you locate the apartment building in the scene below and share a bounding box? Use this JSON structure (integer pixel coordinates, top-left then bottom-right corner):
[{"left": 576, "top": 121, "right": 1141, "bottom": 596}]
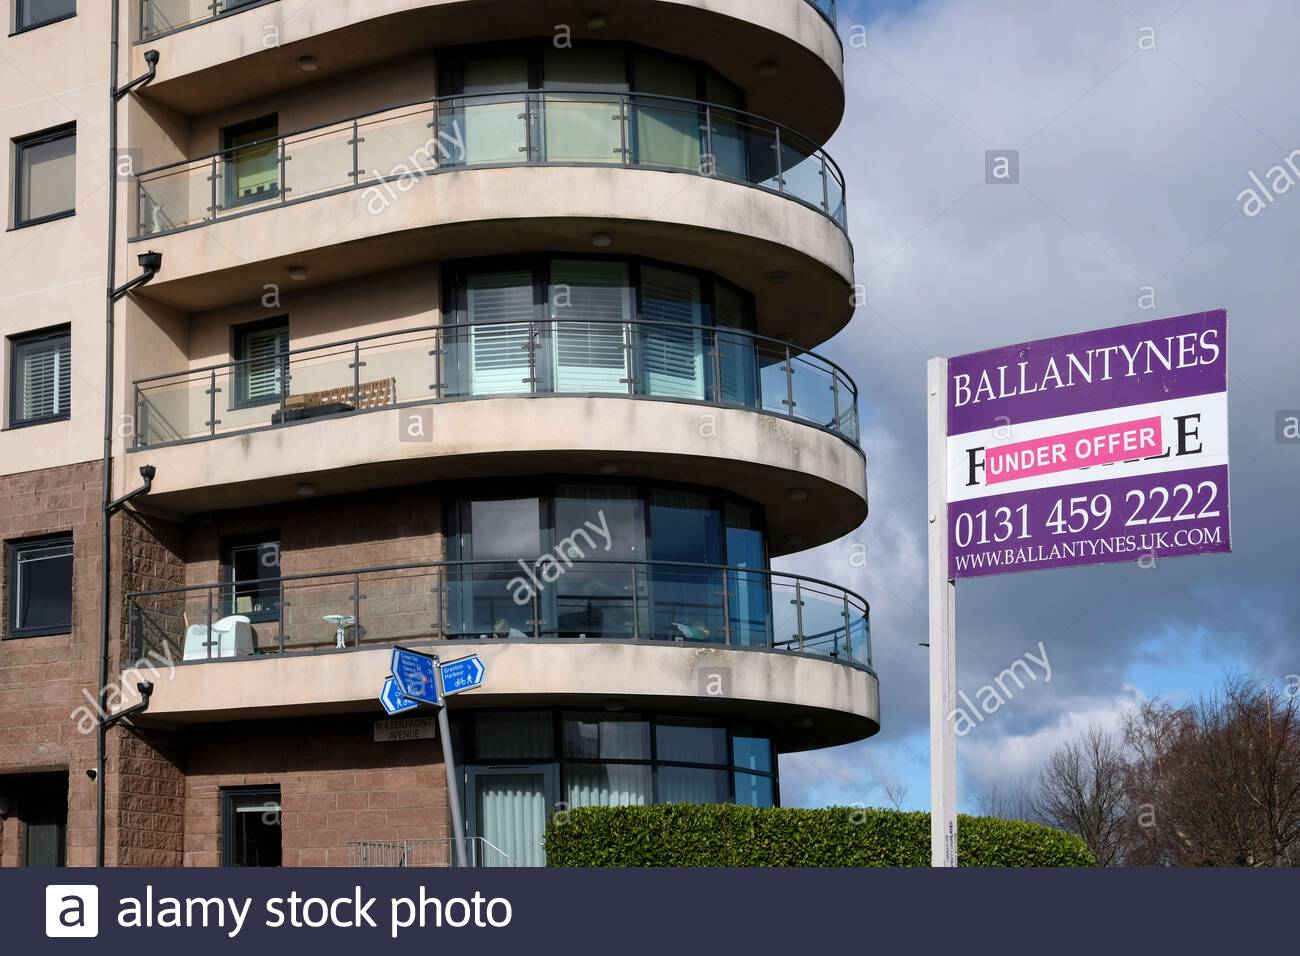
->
[{"left": 0, "top": 0, "right": 876, "bottom": 868}]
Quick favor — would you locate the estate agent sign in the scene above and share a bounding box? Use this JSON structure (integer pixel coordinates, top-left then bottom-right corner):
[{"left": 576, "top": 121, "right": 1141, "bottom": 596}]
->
[{"left": 944, "top": 310, "right": 1230, "bottom": 578}]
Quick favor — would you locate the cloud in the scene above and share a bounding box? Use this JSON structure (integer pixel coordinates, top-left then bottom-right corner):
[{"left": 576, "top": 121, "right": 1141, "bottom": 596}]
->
[{"left": 778, "top": 0, "right": 1300, "bottom": 810}]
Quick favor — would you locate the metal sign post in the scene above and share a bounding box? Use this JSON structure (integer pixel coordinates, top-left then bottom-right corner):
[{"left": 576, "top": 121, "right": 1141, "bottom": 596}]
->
[
  {"left": 928, "top": 358, "right": 958, "bottom": 867},
  {"left": 435, "top": 663, "right": 469, "bottom": 870}
]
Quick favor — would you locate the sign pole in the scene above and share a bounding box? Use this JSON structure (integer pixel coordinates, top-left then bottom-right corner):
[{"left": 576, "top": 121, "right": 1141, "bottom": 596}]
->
[
  {"left": 928, "top": 357, "right": 958, "bottom": 867},
  {"left": 435, "top": 662, "right": 469, "bottom": 869}
]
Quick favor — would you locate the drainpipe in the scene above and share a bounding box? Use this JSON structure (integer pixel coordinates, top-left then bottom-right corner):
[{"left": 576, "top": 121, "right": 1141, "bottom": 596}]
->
[{"left": 97, "top": 0, "right": 160, "bottom": 868}]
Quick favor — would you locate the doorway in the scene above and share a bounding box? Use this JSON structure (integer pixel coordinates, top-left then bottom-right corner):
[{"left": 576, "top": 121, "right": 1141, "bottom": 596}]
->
[{"left": 465, "top": 765, "right": 558, "bottom": 867}]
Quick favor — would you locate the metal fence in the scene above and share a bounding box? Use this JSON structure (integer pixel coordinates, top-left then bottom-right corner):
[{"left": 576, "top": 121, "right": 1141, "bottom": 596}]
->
[{"left": 348, "top": 838, "right": 511, "bottom": 867}]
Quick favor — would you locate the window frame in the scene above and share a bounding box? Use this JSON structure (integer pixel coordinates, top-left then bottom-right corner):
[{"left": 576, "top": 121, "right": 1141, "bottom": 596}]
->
[
  {"left": 11, "top": 0, "right": 76, "bottom": 36},
  {"left": 8, "top": 324, "right": 71, "bottom": 428},
  {"left": 220, "top": 531, "right": 281, "bottom": 624},
  {"left": 229, "top": 315, "right": 289, "bottom": 410},
  {"left": 6, "top": 532, "right": 74, "bottom": 639},
  {"left": 219, "top": 784, "right": 282, "bottom": 868},
  {"left": 220, "top": 114, "right": 280, "bottom": 210},
  {"left": 12, "top": 124, "right": 76, "bottom": 228},
  {"left": 464, "top": 709, "right": 780, "bottom": 808}
]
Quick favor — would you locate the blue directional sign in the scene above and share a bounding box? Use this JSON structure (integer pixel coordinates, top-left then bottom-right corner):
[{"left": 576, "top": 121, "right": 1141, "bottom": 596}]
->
[
  {"left": 391, "top": 647, "right": 440, "bottom": 705},
  {"left": 439, "top": 655, "right": 486, "bottom": 696},
  {"left": 379, "top": 677, "right": 420, "bottom": 716}
]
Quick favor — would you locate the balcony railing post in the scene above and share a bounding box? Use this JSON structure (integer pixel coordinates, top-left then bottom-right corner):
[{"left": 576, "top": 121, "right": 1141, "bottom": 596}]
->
[
  {"left": 209, "top": 155, "right": 219, "bottom": 219},
  {"left": 279, "top": 138, "right": 288, "bottom": 204},
  {"left": 276, "top": 586, "right": 285, "bottom": 654},
  {"left": 709, "top": 327, "right": 724, "bottom": 403},
  {"left": 352, "top": 575, "right": 362, "bottom": 650},
  {"left": 352, "top": 341, "right": 362, "bottom": 407},
  {"left": 206, "top": 587, "right": 215, "bottom": 661},
  {"left": 793, "top": 580, "right": 805, "bottom": 653},
  {"left": 205, "top": 369, "right": 219, "bottom": 437},
  {"left": 783, "top": 346, "right": 796, "bottom": 419},
  {"left": 702, "top": 104, "right": 714, "bottom": 176},
  {"left": 773, "top": 124, "right": 784, "bottom": 193},
  {"left": 820, "top": 152, "right": 831, "bottom": 214},
  {"left": 630, "top": 566, "right": 640, "bottom": 641},
  {"left": 526, "top": 321, "right": 539, "bottom": 393},
  {"left": 133, "top": 382, "right": 143, "bottom": 447},
  {"left": 618, "top": 94, "right": 630, "bottom": 164},
  {"left": 350, "top": 118, "right": 361, "bottom": 183},
  {"left": 840, "top": 593, "right": 850, "bottom": 660},
  {"left": 720, "top": 568, "right": 732, "bottom": 645},
  {"left": 831, "top": 373, "right": 842, "bottom": 435},
  {"left": 430, "top": 326, "right": 444, "bottom": 398},
  {"left": 531, "top": 581, "right": 541, "bottom": 639}
]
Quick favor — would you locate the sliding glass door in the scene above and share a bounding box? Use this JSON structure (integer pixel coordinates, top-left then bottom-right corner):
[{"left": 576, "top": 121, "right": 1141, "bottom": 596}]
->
[
  {"left": 463, "top": 271, "right": 536, "bottom": 396},
  {"left": 637, "top": 266, "right": 705, "bottom": 400},
  {"left": 548, "top": 260, "right": 631, "bottom": 393},
  {"left": 542, "top": 48, "right": 627, "bottom": 163}
]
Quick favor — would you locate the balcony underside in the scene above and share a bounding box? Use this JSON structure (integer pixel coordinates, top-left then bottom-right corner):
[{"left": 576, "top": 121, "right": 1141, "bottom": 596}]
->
[
  {"left": 124, "top": 642, "right": 880, "bottom": 752},
  {"left": 136, "top": 0, "right": 844, "bottom": 143},
  {"left": 133, "top": 166, "right": 855, "bottom": 348},
  {"left": 125, "top": 396, "right": 868, "bottom": 556}
]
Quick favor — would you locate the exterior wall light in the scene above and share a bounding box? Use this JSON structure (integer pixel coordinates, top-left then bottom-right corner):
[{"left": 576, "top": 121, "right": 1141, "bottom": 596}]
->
[
  {"left": 591, "top": 232, "right": 613, "bottom": 248},
  {"left": 297, "top": 482, "right": 317, "bottom": 497},
  {"left": 298, "top": 56, "right": 319, "bottom": 72},
  {"left": 598, "top": 461, "right": 619, "bottom": 475},
  {"left": 289, "top": 266, "right": 309, "bottom": 281},
  {"left": 758, "top": 62, "right": 780, "bottom": 78},
  {"left": 786, "top": 488, "right": 808, "bottom": 502},
  {"left": 587, "top": 14, "right": 608, "bottom": 29}
]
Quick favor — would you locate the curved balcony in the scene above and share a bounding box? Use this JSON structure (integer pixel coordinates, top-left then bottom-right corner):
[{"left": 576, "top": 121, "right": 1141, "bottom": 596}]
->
[
  {"left": 133, "top": 90, "right": 847, "bottom": 240},
  {"left": 131, "top": 318, "right": 861, "bottom": 450},
  {"left": 132, "top": 2, "right": 844, "bottom": 139},
  {"left": 127, "top": 558, "right": 872, "bottom": 670},
  {"left": 138, "top": 1, "right": 839, "bottom": 41}
]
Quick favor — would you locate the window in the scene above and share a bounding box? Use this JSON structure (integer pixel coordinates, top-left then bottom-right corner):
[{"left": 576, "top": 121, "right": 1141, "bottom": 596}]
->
[
  {"left": 9, "top": 326, "right": 70, "bottom": 426},
  {"left": 221, "top": 786, "right": 281, "bottom": 867},
  {"left": 7, "top": 534, "right": 73, "bottom": 638},
  {"left": 14, "top": 0, "right": 75, "bottom": 33},
  {"left": 222, "top": 534, "right": 280, "bottom": 622},
  {"left": 232, "top": 318, "right": 288, "bottom": 407},
  {"left": 222, "top": 115, "right": 279, "bottom": 208},
  {"left": 13, "top": 125, "right": 75, "bottom": 227}
]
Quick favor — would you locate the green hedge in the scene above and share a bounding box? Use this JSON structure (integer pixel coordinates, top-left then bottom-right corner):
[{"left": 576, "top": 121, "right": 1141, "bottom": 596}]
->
[{"left": 544, "top": 805, "right": 1094, "bottom": 867}]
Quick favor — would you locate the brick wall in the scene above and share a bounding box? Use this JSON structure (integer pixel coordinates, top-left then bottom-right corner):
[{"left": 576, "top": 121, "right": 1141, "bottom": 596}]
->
[
  {"left": 183, "top": 715, "right": 449, "bottom": 867},
  {"left": 0, "top": 461, "right": 103, "bottom": 866}
]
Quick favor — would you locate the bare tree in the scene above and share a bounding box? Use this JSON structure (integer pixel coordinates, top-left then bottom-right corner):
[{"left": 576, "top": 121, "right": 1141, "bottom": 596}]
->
[
  {"left": 975, "top": 780, "right": 1039, "bottom": 822},
  {"left": 881, "top": 779, "right": 909, "bottom": 812},
  {"left": 1034, "top": 724, "right": 1129, "bottom": 866}
]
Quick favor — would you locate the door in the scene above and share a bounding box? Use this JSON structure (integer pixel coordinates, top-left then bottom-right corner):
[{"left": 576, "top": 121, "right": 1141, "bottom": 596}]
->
[
  {"left": 549, "top": 260, "right": 631, "bottom": 394},
  {"left": 637, "top": 266, "right": 705, "bottom": 400},
  {"left": 457, "top": 55, "right": 530, "bottom": 166},
  {"left": 463, "top": 270, "right": 537, "bottom": 396},
  {"left": 467, "top": 765, "right": 558, "bottom": 867}
]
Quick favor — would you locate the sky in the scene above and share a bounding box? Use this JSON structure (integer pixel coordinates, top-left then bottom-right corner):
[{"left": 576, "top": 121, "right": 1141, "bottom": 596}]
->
[{"left": 776, "top": 0, "right": 1300, "bottom": 812}]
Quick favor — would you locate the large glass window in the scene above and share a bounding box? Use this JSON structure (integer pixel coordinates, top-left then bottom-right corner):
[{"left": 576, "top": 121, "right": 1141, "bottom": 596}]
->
[
  {"left": 222, "top": 115, "right": 279, "bottom": 207},
  {"left": 222, "top": 534, "right": 280, "bottom": 622},
  {"left": 450, "top": 481, "right": 768, "bottom": 644},
  {"left": 468, "top": 712, "right": 778, "bottom": 812},
  {"left": 15, "top": 0, "right": 75, "bottom": 34},
  {"left": 14, "top": 125, "right": 75, "bottom": 227},
  {"left": 444, "top": 42, "right": 745, "bottom": 175},
  {"left": 9, "top": 326, "right": 70, "bottom": 426},
  {"left": 7, "top": 534, "right": 73, "bottom": 638},
  {"left": 448, "top": 256, "right": 754, "bottom": 408},
  {"left": 221, "top": 786, "right": 281, "bottom": 867},
  {"left": 232, "top": 317, "right": 288, "bottom": 407}
]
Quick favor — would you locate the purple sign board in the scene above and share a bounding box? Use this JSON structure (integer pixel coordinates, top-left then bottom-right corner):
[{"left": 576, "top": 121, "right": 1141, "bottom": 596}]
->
[{"left": 945, "top": 310, "right": 1230, "bottom": 579}]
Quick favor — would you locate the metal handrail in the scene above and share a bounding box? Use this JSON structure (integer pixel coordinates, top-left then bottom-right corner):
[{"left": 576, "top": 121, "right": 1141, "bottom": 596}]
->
[
  {"left": 134, "top": 87, "right": 847, "bottom": 236},
  {"left": 126, "top": 556, "right": 873, "bottom": 668},
  {"left": 130, "top": 315, "right": 862, "bottom": 448}
]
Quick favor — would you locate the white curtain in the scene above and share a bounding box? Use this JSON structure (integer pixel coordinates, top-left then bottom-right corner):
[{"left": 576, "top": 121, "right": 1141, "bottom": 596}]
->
[
  {"left": 566, "top": 764, "right": 652, "bottom": 808},
  {"left": 476, "top": 774, "right": 547, "bottom": 868}
]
